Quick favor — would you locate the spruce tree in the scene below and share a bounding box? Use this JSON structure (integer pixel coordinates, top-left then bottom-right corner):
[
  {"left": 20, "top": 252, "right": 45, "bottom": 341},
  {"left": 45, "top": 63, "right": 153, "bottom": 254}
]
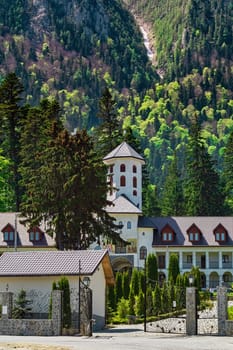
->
[
  {"left": 223, "top": 129, "right": 233, "bottom": 212},
  {"left": 161, "top": 152, "right": 184, "bottom": 216},
  {"left": 20, "top": 104, "right": 122, "bottom": 249},
  {"left": 0, "top": 73, "right": 24, "bottom": 210},
  {"left": 184, "top": 115, "right": 225, "bottom": 215},
  {"left": 93, "top": 87, "right": 122, "bottom": 157}
]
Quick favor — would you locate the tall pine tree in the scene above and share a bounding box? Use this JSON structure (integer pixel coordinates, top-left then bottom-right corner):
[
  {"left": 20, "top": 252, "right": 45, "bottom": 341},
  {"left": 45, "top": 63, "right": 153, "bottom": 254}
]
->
[
  {"left": 161, "top": 152, "right": 184, "bottom": 216},
  {"left": 184, "top": 115, "right": 225, "bottom": 215},
  {"left": 0, "top": 73, "right": 24, "bottom": 210}
]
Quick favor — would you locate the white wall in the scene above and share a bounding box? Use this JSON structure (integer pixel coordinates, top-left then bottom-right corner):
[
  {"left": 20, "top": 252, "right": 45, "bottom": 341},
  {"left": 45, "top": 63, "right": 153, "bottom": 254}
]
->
[{"left": 0, "top": 270, "right": 106, "bottom": 318}]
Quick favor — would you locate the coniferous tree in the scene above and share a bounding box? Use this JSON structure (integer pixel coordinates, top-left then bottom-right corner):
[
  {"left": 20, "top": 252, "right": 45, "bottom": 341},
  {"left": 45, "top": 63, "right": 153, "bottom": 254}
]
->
[
  {"left": 161, "top": 282, "right": 170, "bottom": 314},
  {"left": 20, "top": 101, "right": 122, "bottom": 250},
  {"left": 58, "top": 276, "right": 71, "bottom": 328},
  {"left": 0, "top": 73, "right": 24, "bottom": 210},
  {"left": 153, "top": 283, "right": 161, "bottom": 315},
  {"left": 122, "top": 271, "right": 130, "bottom": 299},
  {"left": 223, "top": 129, "right": 233, "bottom": 212},
  {"left": 183, "top": 115, "right": 225, "bottom": 215},
  {"left": 115, "top": 272, "right": 123, "bottom": 305},
  {"left": 130, "top": 269, "right": 140, "bottom": 296},
  {"left": 107, "top": 285, "right": 116, "bottom": 312},
  {"left": 93, "top": 87, "right": 122, "bottom": 157},
  {"left": 128, "top": 289, "right": 135, "bottom": 316},
  {"left": 161, "top": 152, "right": 184, "bottom": 216},
  {"left": 146, "top": 253, "right": 158, "bottom": 288},
  {"left": 135, "top": 290, "right": 144, "bottom": 317},
  {"left": 168, "top": 253, "right": 180, "bottom": 284},
  {"left": 12, "top": 289, "right": 32, "bottom": 319}
]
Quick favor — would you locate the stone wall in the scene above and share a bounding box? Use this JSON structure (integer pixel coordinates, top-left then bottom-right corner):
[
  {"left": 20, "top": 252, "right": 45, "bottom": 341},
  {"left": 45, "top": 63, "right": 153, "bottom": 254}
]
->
[
  {"left": 225, "top": 321, "right": 233, "bottom": 336},
  {"left": 0, "top": 290, "right": 62, "bottom": 336}
]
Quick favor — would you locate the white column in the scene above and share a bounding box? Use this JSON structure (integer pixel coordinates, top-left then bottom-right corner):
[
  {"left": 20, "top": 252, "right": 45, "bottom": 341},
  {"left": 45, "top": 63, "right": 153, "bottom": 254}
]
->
[
  {"left": 192, "top": 251, "right": 196, "bottom": 267},
  {"left": 165, "top": 250, "right": 169, "bottom": 270},
  {"left": 179, "top": 251, "right": 183, "bottom": 271},
  {"left": 219, "top": 251, "right": 222, "bottom": 269},
  {"left": 206, "top": 251, "right": 209, "bottom": 269}
]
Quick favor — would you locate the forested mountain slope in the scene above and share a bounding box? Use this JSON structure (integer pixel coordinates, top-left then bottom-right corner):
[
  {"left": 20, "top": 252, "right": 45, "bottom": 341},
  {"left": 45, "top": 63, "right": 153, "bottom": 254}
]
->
[
  {"left": 1, "top": 0, "right": 233, "bottom": 215},
  {"left": 0, "top": 0, "right": 156, "bottom": 130}
]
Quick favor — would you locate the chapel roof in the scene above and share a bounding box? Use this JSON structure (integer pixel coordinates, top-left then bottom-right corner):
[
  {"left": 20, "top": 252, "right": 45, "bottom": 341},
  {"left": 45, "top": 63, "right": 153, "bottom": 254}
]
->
[
  {"left": 106, "top": 195, "right": 142, "bottom": 214},
  {"left": 103, "top": 142, "right": 145, "bottom": 162}
]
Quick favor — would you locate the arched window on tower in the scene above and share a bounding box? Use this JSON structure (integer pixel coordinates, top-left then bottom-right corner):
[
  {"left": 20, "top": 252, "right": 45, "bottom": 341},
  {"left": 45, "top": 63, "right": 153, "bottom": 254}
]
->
[
  {"left": 127, "top": 221, "right": 131, "bottom": 229},
  {"left": 120, "top": 164, "right": 126, "bottom": 172},
  {"left": 140, "top": 246, "right": 147, "bottom": 260},
  {"left": 133, "top": 165, "right": 137, "bottom": 173},
  {"left": 133, "top": 176, "right": 137, "bottom": 188},
  {"left": 120, "top": 175, "right": 126, "bottom": 186}
]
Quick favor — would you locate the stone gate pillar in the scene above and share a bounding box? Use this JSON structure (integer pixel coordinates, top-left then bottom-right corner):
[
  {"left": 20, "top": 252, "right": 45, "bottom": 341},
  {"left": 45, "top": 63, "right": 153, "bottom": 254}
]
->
[
  {"left": 52, "top": 290, "right": 63, "bottom": 336},
  {"left": 217, "top": 286, "right": 227, "bottom": 336},
  {"left": 1, "top": 292, "right": 13, "bottom": 319},
  {"left": 186, "top": 287, "right": 197, "bottom": 335}
]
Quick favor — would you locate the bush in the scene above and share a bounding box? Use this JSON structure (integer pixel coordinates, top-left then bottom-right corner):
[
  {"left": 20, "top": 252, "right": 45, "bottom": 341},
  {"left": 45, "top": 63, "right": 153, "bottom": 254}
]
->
[
  {"left": 117, "top": 297, "right": 129, "bottom": 319},
  {"left": 12, "top": 289, "right": 32, "bottom": 319}
]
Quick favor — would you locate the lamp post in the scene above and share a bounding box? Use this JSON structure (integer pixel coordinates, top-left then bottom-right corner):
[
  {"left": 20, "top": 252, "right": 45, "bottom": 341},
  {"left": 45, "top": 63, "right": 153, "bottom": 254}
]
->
[
  {"left": 144, "top": 256, "right": 147, "bottom": 332},
  {"left": 189, "top": 274, "right": 194, "bottom": 287}
]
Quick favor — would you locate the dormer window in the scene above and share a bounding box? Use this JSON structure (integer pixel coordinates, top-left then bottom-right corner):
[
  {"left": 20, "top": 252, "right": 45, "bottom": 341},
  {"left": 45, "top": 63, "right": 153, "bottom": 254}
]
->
[
  {"left": 187, "top": 224, "right": 201, "bottom": 242},
  {"left": 133, "top": 165, "right": 137, "bottom": 173},
  {"left": 161, "top": 224, "right": 175, "bottom": 242},
  {"left": 2, "top": 223, "right": 15, "bottom": 242},
  {"left": 120, "top": 164, "right": 126, "bottom": 172},
  {"left": 214, "top": 224, "right": 227, "bottom": 243},
  {"left": 28, "top": 227, "right": 43, "bottom": 242}
]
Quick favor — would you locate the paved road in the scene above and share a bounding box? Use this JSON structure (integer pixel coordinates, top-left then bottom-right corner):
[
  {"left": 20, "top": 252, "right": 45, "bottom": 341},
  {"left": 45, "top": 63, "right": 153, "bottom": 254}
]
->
[{"left": 0, "top": 325, "right": 233, "bottom": 350}]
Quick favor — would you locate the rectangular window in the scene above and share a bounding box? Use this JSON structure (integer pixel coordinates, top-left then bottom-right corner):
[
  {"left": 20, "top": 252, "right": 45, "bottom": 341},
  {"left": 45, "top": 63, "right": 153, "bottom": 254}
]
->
[
  {"left": 189, "top": 233, "right": 193, "bottom": 241},
  {"left": 3, "top": 232, "right": 14, "bottom": 241},
  {"left": 194, "top": 233, "right": 199, "bottom": 241},
  {"left": 168, "top": 233, "right": 173, "bottom": 241},
  {"left": 187, "top": 255, "right": 192, "bottom": 264},
  {"left": 215, "top": 232, "right": 220, "bottom": 241},
  {"left": 223, "top": 255, "right": 229, "bottom": 263},
  {"left": 221, "top": 232, "right": 225, "bottom": 241}
]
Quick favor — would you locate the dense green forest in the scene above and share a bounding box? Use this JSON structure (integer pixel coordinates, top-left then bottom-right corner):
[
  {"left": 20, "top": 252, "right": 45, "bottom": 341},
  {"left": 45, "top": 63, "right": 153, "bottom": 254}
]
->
[{"left": 1, "top": 0, "right": 233, "bottom": 216}]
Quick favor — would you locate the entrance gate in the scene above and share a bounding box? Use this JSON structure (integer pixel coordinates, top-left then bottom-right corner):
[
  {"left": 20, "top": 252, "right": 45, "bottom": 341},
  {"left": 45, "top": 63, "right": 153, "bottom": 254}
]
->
[{"left": 146, "top": 287, "right": 218, "bottom": 335}]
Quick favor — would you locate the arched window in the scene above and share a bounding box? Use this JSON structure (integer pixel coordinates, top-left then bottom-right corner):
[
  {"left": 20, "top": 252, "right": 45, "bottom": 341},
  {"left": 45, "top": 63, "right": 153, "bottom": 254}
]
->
[
  {"left": 140, "top": 246, "right": 147, "bottom": 260},
  {"left": 120, "top": 175, "right": 126, "bottom": 186},
  {"left": 133, "top": 176, "right": 137, "bottom": 188},
  {"left": 120, "top": 164, "right": 126, "bottom": 172},
  {"left": 133, "top": 190, "right": 137, "bottom": 196},
  {"left": 133, "top": 165, "right": 137, "bottom": 173},
  {"left": 109, "top": 164, "right": 114, "bottom": 173},
  {"left": 127, "top": 221, "right": 131, "bottom": 229}
]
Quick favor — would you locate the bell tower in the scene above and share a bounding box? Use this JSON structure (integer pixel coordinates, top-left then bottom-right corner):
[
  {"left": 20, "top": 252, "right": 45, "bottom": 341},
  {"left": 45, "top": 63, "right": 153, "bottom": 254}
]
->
[{"left": 103, "top": 142, "right": 145, "bottom": 209}]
